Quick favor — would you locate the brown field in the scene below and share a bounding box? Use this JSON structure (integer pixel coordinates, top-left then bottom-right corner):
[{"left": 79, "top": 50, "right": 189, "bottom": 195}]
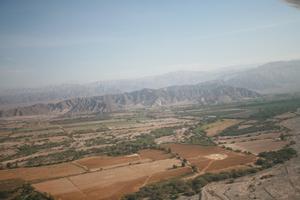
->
[
  {"left": 203, "top": 119, "right": 241, "bottom": 136},
  {"left": 139, "top": 149, "right": 172, "bottom": 160},
  {"left": 0, "top": 162, "right": 85, "bottom": 182},
  {"left": 1, "top": 102, "right": 296, "bottom": 200},
  {"left": 217, "top": 132, "right": 283, "bottom": 144},
  {"left": 164, "top": 143, "right": 256, "bottom": 173},
  {"left": 217, "top": 131, "right": 290, "bottom": 155},
  {"left": 33, "top": 158, "right": 185, "bottom": 200},
  {"left": 73, "top": 149, "right": 172, "bottom": 172},
  {"left": 0, "top": 148, "right": 191, "bottom": 200},
  {"left": 207, "top": 152, "right": 255, "bottom": 171},
  {"left": 48, "top": 176, "right": 147, "bottom": 200},
  {"left": 223, "top": 139, "right": 289, "bottom": 155},
  {"left": 74, "top": 155, "right": 141, "bottom": 171},
  {"left": 148, "top": 167, "right": 192, "bottom": 183}
]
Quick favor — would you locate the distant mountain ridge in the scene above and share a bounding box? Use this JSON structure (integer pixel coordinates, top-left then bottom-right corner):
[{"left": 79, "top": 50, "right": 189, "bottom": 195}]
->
[
  {"left": 0, "top": 83, "right": 260, "bottom": 118},
  {"left": 0, "top": 71, "right": 218, "bottom": 108},
  {"left": 0, "top": 59, "right": 299, "bottom": 108},
  {"left": 222, "top": 60, "right": 300, "bottom": 94}
]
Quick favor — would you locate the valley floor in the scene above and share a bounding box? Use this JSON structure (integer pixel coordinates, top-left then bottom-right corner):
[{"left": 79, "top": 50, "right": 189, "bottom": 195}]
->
[
  {"left": 201, "top": 116, "right": 300, "bottom": 200},
  {"left": 1, "top": 98, "right": 299, "bottom": 200}
]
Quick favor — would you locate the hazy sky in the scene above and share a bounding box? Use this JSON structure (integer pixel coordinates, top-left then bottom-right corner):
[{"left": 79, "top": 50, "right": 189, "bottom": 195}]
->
[{"left": 1, "top": 0, "right": 300, "bottom": 89}]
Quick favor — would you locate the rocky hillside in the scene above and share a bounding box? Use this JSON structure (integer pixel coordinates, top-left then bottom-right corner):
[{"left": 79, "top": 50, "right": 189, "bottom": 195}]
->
[
  {"left": 0, "top": 60, "right": 299, "bottom": 108},
  {"left": 0, "top": 83, "right": 260, "bottom": 117},
  {"left": 0, "top": 71, "right": 216, "bottom": 108}
]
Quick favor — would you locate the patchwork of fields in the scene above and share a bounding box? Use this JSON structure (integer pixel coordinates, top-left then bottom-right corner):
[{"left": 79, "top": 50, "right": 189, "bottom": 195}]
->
[{"left": 0, "top": 98, "right": 299, "bottom": 200}]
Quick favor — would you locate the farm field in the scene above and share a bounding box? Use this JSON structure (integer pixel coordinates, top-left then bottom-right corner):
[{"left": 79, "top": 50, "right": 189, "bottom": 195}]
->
[
  {"left": 33, "top": 157, "right": 184, "bottom": 200},
  {"left": 0, "top": 114, "right": 193, "bottom": 168},
  {"left": 203, "top": 119, "right": 241, "bottom": 136},
  {"left": 0, "top": 148, "right": 188, "bottom": 200},
  {"left": 221, "top": 138, "right": 289, "bottom": 155},
  {"left": 163, "top": 143, "right": 256, "bottom": 174},
  {"left": 215, "top": 121, "right": 293, "bottom": 155},
  {"left": 0, "top": 97, "right": 299, "bottom": 200},
  {"left": 0, "top": 162, "right": 85, "bottom": 182}
]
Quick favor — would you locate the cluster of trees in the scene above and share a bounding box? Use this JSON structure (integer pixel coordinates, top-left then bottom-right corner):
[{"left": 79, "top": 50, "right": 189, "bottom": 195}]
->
[
  {"left": 256, "top": 147, "right": 297, "bottom": 168},
  {"left": 150, "top": 127, "right": 176, "bottom": 138},
  {"left": 25, "top": 148, "right": 88, "bottom": 167},
  {"left": 123, "top": 168, "right": 259, "bottom": 200},
  {"left": 184, "top": 124, "right": 215, "bottom": 146},
  {"left": 105, "top": 135, "right": 157, "bottom": 156},
  {"left": 241, "top": 97, "right": 300, "bottom": 120},
  {"left": 105, "top": 127, "right": 179, "bottom": 156},
  {"left": 16, "top": 127, "right": 176, "bottom": 167},
  {"left": 0, "top": 183, "right": 53, "bottom": 200},
  {"left": 219, "top": 120, "right": 282, "bottom": 136},
  {"left": 124, "top": 146, "right": 298, "bottom": 200}
]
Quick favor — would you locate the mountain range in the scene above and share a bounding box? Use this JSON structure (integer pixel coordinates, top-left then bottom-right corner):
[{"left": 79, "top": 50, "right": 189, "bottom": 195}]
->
[
  {"left": 0, "top": 83, "right": 260, "bottom": 118},
  {"left": 0, "top": 59, "right": 299, "bottom": 111}
]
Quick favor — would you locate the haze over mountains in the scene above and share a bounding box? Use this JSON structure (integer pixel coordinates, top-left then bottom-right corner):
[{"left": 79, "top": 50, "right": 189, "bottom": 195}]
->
[
  {"left": 221, "top": 60, "right": 300, "bottom": 94},
  {"left": 0, "top": 59, "right": 299, "bottom": 111},
  {"left": 0, "top": 83, "right": 260, "bottom": 118}
]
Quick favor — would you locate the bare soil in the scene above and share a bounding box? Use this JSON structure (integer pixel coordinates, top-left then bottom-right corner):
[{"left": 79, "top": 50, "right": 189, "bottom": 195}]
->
[
  {"left": 204, "top": 119, "right": 241, "bottom": 136},
  {"left": 164, "top": 144, "right": 256, "bottom": 173}
]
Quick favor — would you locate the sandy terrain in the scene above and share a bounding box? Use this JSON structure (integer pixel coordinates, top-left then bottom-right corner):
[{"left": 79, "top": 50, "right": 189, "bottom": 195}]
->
[
  {"left": 155, "top": 128, "right": 188, "bottom": 144},
  {"left": 204, "top": 119, "right": 241, "bottom": 136}
]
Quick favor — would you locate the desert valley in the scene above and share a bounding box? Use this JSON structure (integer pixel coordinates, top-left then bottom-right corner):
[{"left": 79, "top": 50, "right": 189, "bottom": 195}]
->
[
  {"left": 1, "top": 0, "right": 300, "bottom": 199},
  {"left": 1, "top": 63, "right": 300, "bottom": 199}
]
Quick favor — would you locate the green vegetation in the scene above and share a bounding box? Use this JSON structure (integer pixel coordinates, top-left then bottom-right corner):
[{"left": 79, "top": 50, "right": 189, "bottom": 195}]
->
[
  {"left": 104, "top": 127, "right": 179, "bottom": 156},
  {"left": 1, "top": 140, "right": 71, "bottom": 163},
  {"left": 122, "top": 168, "right": 259, "bottom": 200},
  {"left": 105, "top": 127, "right": 179, "bottom": 156},
  {"left": 49, "top": 114, "right": 111, "bottom": 125},
  {"left": 219, "top": 121, "right": 282, "bottom": 136},
  {"left": 25, "top": 149, "right": 84, "bottom": 167},
  {"left": 241, "top": 97, "right": 300, "bottom": 120},
  {"left": 12, "top": 126, "right": 60, "bottom": 134},
  {"left": 218, "top": 98, "right": 299, "bottom": 137},
  {"left": 0, "top": 180, "right": 53, "bottom": 200},
  {"left": 19, "top": 140, "right": 71, "bottom": 154},
  {"left": 85, "top": 137, "right": 108, "bottom": 146},
  {"left": 256, "top": 147, "right": 297, "bottom": 168},
  {"left": 184, "top": 124, "right": 215, "bottom": 146},
  {"left": 173, "top": 96, "right": 300, "bottom": 121},
  {"left": 124, "top": 145, "right": 298, "bottom": 200},
  {"left": 150, "top": 127, "right": 175, "bottom": 138},
  {"left": 105, "top": 134, "right": 157, "bottom": 156},
  {"left": 23, "top": 128, "right": 175, "bottom": 166}
]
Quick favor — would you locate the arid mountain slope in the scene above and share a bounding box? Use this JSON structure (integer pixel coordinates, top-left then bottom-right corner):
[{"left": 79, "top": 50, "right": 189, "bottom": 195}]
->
[
  {"left": 0, "top": 83, "right": 259, "bottom": 117},
  {"left": 0, "top": 60, "right": 299, "bottom": 108}
]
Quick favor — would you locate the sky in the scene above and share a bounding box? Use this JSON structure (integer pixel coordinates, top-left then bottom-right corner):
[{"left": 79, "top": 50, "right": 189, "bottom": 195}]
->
[{"left": 0, "top": 0, "right": 300, "bottom": 89}]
